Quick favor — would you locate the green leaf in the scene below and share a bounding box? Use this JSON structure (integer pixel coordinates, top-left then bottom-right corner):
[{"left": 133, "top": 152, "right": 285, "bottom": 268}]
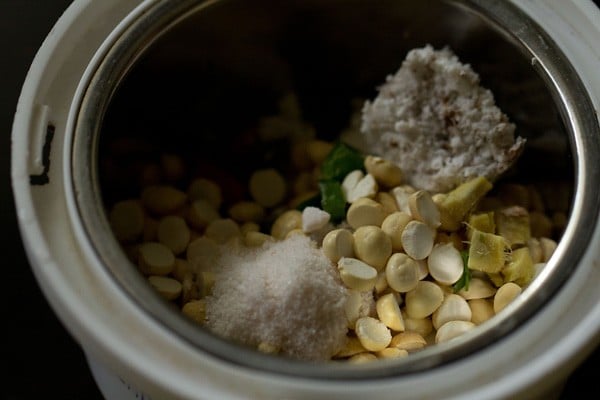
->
[
  {"left": 453, "top": 250, "right": 472, "bottom": 293},
  {"left": 319, "top": 180, "right": 346, "bottom": 222},
  {"left": 320, "top": 141, "right": 365, "bottom": 181}
]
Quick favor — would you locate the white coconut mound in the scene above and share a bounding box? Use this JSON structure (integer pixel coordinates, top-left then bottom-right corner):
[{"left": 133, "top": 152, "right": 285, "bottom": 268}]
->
[
  {"left": 205, "top": 235, "right": 349, "bottom": 361},
  {"left": 360, "top": 44, "right": 525, "bottom": 193}
]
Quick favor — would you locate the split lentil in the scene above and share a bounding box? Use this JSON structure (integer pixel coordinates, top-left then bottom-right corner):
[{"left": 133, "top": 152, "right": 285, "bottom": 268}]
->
[
  {"left": 105, "top": 55, "right": 566, "bottom": 362},
  {"left": 107, "top": 114, "right": 570, "bottom": 365},
  {"left": 107, "top": 135, "right": 563, "bottom": 362}
]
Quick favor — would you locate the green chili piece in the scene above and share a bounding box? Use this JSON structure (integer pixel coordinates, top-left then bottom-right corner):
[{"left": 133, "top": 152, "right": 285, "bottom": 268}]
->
[{"left": 453, "top": 250, "right": 472, "bottom": 293}]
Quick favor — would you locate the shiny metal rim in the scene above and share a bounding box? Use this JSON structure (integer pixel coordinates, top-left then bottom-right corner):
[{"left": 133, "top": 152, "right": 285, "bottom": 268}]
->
[{"left": 70, "top": 0, "right": 600, "bottom": 379}]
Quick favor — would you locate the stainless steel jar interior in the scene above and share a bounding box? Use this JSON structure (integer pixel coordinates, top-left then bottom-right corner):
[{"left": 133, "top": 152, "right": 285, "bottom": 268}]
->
[{"left": 71, "top": 0, "right": 600, "bottom": 379}]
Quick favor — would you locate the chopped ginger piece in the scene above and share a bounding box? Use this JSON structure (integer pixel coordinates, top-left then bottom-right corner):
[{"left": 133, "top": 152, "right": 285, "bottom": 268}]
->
[
  {"left": 468, "top": 229, "right": 509, "bottom": 273},
  {"left": 487, "top": 272, "right": 505, "bottom": 288},
  {"left": 502, "top": 247, "right": 534, "bottom": 286},
  {"left": 495, "top": 206, "right": 531, "bottom": 247},
  {"left": 467, "top": 212, "right": 496, "bottom": 239},
  {"left": 439, "top": 176, "right": 493, "bottom": 231}
]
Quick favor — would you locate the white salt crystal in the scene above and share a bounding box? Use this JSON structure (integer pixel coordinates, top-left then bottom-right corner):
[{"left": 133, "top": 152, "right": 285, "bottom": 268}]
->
[
  {"left": 302, "top": 206, "right": 331, "bottom": 233},
  {"left": 205, "top": 235, "right": 348, "bottom": 361}
]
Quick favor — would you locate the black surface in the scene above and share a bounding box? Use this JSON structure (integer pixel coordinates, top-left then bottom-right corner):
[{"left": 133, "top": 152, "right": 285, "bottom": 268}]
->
[{"left": 1, "top": 1, "right": 598, "bottom": 399}]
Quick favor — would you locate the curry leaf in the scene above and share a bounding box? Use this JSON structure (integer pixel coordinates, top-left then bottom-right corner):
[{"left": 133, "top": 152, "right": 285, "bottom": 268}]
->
[
  {"left": 319, "top": 180, "right": 346, "bottom": 222},
  {"left": 320, "top": 141, "right": 365, "bottom": 181}
]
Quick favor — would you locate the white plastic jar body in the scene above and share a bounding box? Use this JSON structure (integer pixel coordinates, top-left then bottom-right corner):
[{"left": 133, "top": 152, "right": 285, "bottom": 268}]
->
[{"left": 11, "top": 0, "right": 600, "bottom": 399}]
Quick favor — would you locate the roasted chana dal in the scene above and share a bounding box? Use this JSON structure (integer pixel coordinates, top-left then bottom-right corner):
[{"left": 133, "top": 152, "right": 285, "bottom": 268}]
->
[{"left": 105, "top": 46, "right": 568, "bottom": 362}]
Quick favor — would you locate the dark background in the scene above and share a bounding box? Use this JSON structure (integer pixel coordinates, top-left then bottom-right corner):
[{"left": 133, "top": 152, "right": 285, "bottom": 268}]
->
[{"left": 1, "top": 1, "right": 598, "bottom": 399}]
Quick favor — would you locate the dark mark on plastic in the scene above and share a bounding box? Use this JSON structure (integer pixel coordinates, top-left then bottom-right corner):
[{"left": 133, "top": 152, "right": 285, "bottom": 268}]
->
[{"left": 29, "top": 124, "right": 55, "bottom": 185}]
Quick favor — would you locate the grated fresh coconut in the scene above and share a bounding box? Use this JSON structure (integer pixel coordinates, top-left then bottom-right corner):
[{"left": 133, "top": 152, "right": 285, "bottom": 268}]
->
[{"left": 360, "top": 45, "right": 525, "bottom": 193}]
